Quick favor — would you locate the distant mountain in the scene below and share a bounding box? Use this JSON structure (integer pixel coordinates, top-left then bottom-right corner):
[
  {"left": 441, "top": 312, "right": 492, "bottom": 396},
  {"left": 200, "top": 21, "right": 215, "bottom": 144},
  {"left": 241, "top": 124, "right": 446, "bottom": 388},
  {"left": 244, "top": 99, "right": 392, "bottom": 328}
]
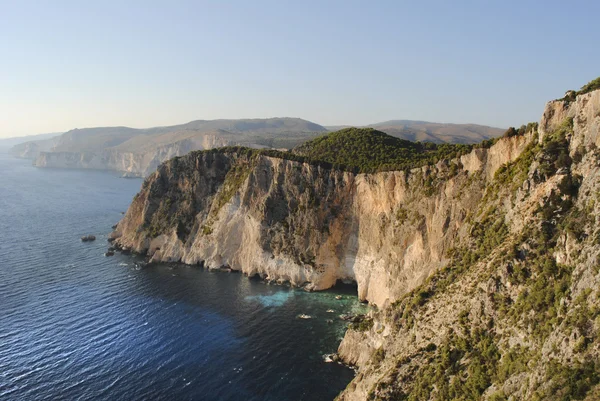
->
[
  {"left": 12, "top": 117, "right": 505, "bottom": 176},
  {"left": 48, "top": 118, "right": 326, "bottom": 154},
  {"left": 326, "top": 120, "right": 505, "bottom": 144},
  {"left": 27, "top": 118, "right": 327, "bottom": 176}
]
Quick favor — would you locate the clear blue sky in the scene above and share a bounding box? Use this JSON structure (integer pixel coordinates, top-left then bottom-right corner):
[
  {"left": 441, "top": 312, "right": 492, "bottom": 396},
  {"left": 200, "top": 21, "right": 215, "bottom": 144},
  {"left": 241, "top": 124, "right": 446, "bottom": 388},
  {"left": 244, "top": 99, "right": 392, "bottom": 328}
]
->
[{"left": 1, "top": 0, "right": 599, "bottom": 137}]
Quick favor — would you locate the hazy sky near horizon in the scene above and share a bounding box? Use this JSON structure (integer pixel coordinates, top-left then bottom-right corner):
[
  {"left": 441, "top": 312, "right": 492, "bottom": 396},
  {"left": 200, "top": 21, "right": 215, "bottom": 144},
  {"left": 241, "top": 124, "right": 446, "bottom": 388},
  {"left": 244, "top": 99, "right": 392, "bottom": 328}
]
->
[{"left": 1, "top": 0, "right": 599, "bottom": 138}]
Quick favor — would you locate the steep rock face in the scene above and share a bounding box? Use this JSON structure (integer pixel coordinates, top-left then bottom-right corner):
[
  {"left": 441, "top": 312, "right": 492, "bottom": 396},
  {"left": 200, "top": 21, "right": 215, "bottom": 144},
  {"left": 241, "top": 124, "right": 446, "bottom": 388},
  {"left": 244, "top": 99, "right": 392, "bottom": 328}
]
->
[
  {"left": 34, "top": 135, "right": 233, "bottom": 176},
  {"left": 111, "top": 132, "right": 532, "bottom": 308},
  {"left": 336, "top": 90, "right": 600, "bottom": 400},
  {"left": 10, "top": 136, "right": 59, "bottom": 159},
  {"left": 541, "top": 89, "right": 600, "bottom": 148}
]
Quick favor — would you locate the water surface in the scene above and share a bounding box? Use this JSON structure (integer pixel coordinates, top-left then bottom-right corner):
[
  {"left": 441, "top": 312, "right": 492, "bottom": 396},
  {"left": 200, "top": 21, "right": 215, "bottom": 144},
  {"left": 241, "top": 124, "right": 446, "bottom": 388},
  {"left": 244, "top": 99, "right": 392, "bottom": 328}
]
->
[{"left": 0, "top": 153, "right": 366, "bottom": 400}]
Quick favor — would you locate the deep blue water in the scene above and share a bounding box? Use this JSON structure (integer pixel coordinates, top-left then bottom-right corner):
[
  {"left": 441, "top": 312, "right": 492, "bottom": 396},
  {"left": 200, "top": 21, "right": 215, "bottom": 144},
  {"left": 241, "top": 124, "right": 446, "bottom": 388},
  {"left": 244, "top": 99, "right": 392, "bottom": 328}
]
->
[{"left": 0, "top": 153, "right": 366, "bottom": 401}]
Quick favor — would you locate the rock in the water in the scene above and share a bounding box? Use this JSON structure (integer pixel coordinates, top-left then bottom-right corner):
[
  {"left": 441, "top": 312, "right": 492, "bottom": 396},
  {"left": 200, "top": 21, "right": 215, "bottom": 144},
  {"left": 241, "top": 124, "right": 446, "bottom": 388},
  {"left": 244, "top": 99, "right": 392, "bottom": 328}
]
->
[
  {"left": 81, "top": 235, "right": 96, "bottom": 242},
  {"left": 104, "top": 250, "right": 115, "bottom": 257}
]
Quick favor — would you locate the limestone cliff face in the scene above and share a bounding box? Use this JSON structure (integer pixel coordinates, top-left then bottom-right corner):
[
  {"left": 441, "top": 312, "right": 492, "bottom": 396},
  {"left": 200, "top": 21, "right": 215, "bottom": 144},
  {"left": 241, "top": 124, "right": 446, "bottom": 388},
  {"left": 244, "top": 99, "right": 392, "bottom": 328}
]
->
[
  {"left": 10, "top": 137, "right": 59, "bottom": 159},
  {"left": 34, "top": 135, "right": 233, "bottom": 177},
  {"left": 336, "top": 89, "right": 600, "bottom": 400},
  {"left": 111, "top": 131, "right": 532, "bottom": 308}
]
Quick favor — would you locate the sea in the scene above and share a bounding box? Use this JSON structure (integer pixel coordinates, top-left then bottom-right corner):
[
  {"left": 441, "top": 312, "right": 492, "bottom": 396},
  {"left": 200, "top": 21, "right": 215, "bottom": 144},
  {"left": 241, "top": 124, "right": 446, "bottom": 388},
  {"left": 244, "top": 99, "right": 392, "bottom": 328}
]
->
[{"left": 0, "top": 151, "right": 367, "bottom": 401}]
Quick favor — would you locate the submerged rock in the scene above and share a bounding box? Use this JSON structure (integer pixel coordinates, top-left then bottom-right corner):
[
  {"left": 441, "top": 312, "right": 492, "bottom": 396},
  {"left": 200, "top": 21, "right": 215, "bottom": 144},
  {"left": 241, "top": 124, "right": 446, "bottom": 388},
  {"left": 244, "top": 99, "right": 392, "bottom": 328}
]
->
[{"left": 80, "top": 235, "right": 96, "bottom": 242}]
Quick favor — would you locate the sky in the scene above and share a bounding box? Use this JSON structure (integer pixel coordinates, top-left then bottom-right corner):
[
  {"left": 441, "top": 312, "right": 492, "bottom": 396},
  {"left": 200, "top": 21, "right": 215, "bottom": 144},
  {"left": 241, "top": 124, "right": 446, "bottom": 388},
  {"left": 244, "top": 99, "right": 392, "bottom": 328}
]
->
[{"left": 1, "top": 0, "right": 599, "bottom": 138}]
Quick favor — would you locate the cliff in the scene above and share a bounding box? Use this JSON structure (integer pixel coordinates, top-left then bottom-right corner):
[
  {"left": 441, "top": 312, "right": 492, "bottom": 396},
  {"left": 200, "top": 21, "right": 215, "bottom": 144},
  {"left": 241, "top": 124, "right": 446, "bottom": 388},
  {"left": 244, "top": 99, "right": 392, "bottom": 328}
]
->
[
  {"left": 9, "top": 136, "right": 59, "bottom": 159},
  {"left": 112, "top": 81, "right": 600, "bottom": 400},
  {"left": 110, "top": 131, "right": 531, "bottom": 308}
]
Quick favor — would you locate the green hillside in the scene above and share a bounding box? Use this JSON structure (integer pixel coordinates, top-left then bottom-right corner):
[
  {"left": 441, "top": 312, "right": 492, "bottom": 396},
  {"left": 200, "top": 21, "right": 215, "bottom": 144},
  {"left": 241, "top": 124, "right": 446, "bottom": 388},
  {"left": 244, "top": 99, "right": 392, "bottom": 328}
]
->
[{"left": 293, "top": 127, "right": 473, "bottom": 173}]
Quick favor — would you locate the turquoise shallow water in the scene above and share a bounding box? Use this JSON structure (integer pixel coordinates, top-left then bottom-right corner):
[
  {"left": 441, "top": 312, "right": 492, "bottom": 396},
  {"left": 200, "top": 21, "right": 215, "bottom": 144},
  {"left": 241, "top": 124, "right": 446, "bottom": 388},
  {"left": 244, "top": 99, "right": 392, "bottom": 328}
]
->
[{"left": 0, "top": 152, "right": 367, "bottom": 401}]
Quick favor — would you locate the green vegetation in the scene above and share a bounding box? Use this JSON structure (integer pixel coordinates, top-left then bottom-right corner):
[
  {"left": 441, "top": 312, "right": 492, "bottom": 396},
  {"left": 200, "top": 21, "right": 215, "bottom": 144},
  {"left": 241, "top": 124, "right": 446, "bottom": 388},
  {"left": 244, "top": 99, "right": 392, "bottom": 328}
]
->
[
  {"left": 538, "top": 360, "right": 600, "bottom": 401},
  {"left": 293, "top": 128, "right": 473, "bottom": 173},
  {"left": 501, "top": 122, "right": 538, "bottom": 139},
  {"left": 510, "top": 257, "right": 573, "bottom": 340},
  {"left": 211, "top": 159, "right": 254, "bottom": 217},
  {"left": 201, "top": 224, "right": 213, "bottom": 236},
  {"left": 147, "top": 197, "right": 173, "bottom": 238},
  {"left": 350, "top": 316, "right": 374, "bottom": 332},
  {"left": 565, "top": 289, "right": 600, "bottom": 350},
  {"left": 560, "top": 76, "right": 600, "bottom": 103},
  {"left": 496, "top": 345, "right": 533, "bottom": 382},
  {"left": 395, "top": 206, "right": 409, "bottom": 225},
  {"left": 406, "top": 326, "right": 501, "bottom": 401},
  {"left": 372, "top": 347, "right": 386, "bottom": 364},
  {"left": 538, "top": 117, "right": 573, "bottom": 179},
  {"left": 489, "top": 391, "right": 507, "bottom": 401},
  {"left": 579, "top": 76, "right": 600, "bottom": 95},
  {"left": 185, "top": 125, "right": 533, "bottom": 177}
]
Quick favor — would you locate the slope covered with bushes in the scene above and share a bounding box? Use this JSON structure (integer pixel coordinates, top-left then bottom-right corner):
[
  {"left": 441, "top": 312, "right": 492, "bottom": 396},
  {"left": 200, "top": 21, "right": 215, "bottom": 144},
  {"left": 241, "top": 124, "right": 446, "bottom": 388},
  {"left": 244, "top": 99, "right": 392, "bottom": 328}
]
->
[{"left": 293, "top": 127, "right": 473, "bottom": 173}]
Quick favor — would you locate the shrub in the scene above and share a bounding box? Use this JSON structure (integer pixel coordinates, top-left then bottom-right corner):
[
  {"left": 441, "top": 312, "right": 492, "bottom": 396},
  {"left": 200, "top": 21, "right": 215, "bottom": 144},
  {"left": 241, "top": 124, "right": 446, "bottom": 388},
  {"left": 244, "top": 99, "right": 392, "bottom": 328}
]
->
[
  {"left": 543, "top": 360, "right": 600, "bottom": 400},
  {"left": 372, "top": 347, "right": 386, "bottom": 364},
  {"left": 578, "top": 77, "right": 600, "bottom": 96},
  {"left": 351, "top": 316, "right": 374, "bottom": 332}
]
